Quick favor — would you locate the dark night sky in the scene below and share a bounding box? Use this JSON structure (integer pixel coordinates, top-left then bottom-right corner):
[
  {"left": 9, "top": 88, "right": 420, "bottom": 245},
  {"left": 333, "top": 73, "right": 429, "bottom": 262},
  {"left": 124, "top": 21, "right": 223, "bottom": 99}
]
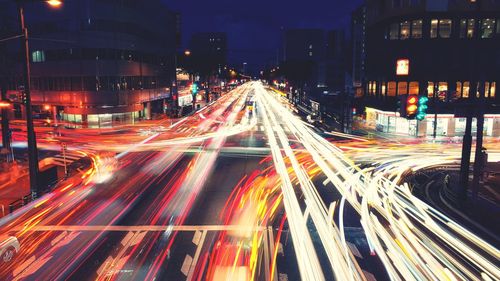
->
[{"left": 164, "top": 0, "right": 363, "bottom": 73}]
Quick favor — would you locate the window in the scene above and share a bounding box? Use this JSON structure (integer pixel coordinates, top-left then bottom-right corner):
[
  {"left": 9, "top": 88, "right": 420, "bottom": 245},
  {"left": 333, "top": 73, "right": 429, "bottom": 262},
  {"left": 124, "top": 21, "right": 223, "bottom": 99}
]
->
[
  {"left": 409, "top": 82, "right": 419, "bottom": 95},
  {"left": 397, "top": 82, "right": 408, "bottom": 95},
  {"left": 427, "top": 82, "right": 435, "bottom": 98},
  {"left": 430, "top": 19, "right": 438, "bottom": 38},
  {"left": 456, "top": 82, "right": 462, "bottom": 99},
  {"left": 491, "top": 82, "right": 496, "bottom": 98},
  {"left": 439, "top": 19, "right": 452, "bottom": 38},
  {"left": 481, "top": 19, "right": 495, "bottom": 38},
  {"left": 463, "top": 82, "right": 470, "bottom": 98},
  {"left": 436, "top": 82, "right": 448, "bottom": 101},
  {"left": 389, "top": 23, "right": 399, "bottom": 39},
  {"left": 460, "top": 19, "right": 476, "bottom": 38},
  {"left": 400, "top": 21, "right": 410, "bottom": 39},
  {"left": 32, "top": 50, "right": 45, "bottom": 63},
  {"left": 485, "top": 82, "right": 490, "bottom": 98},
  {"left": 460, "top": 19, "right": 467, "bottom": 38},
  {"left": 411, "top": 20, "right": 423, "bottom": 38},
  {"left": 387, "top": 82, "right": 396, "bottom": 96},
  {"left": 368, "top": 81, "right": 377, "bottom": 95}
]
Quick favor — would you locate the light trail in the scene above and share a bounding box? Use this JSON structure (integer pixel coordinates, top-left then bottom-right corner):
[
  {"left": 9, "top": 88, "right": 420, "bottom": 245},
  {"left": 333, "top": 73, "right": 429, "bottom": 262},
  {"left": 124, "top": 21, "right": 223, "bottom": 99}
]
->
[{"left": 255, "top": 82, "right": 500, "bottom": 281}]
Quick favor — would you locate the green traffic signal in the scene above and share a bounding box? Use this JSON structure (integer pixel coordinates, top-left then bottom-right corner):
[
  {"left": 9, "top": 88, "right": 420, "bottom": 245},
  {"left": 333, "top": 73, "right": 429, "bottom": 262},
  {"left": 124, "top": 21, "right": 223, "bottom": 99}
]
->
[{"left": 416, "top": 96, "right": 429, "bottom": 120}]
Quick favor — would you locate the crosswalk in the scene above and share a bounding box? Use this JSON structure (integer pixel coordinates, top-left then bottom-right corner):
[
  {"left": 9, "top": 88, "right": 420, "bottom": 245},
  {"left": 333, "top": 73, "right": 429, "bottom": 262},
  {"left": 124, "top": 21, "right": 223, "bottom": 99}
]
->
[
  {"left": 250, "top": 125, "right": 294, "bottom": 134},
  {"left": 50, "top": 151, "right": 84, "bottom": 167}
]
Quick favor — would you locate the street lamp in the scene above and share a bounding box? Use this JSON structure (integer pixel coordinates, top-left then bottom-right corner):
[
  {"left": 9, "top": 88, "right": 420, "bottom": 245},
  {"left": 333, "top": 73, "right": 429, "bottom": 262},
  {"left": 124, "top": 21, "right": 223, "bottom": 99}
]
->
[
  {"left": 0, "top": 100, "right": 11, "bottom": 108},
  {"left": 46, "top": 0, "right": 62, "bottom": 7},
  {"left": 17, "top": 0, "right": 63, "bottom": 199}
]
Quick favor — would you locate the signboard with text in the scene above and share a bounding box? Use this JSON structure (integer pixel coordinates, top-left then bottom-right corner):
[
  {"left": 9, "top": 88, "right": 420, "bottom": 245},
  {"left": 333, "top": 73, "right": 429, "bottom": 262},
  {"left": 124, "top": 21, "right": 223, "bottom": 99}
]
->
[{"left": 396, "top": 59, "right": 410, "bottom": 76}]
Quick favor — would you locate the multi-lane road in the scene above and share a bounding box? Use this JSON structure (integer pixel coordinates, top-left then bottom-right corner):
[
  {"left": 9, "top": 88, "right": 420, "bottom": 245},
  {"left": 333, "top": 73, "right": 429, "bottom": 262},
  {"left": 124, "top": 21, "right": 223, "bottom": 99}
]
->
[{"left": 0, "top": 82, "right": 499, "bottom": 280}]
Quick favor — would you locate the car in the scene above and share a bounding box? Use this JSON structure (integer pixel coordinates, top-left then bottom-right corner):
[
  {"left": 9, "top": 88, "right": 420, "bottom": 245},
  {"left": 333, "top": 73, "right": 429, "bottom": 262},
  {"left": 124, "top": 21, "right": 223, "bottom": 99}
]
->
[{"left": 0, "top": 236, "right": 20, "bottom": 263}]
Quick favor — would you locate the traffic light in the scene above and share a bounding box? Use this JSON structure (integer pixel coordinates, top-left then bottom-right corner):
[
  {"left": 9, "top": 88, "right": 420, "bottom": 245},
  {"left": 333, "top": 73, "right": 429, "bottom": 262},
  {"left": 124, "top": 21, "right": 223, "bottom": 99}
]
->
[
  {"left": 416, "top": 96, "right": 429, "bottom": 121},
  {"left": 406, "top": 95, "right": 418, "bottom": 119},
  {"left": 191, "top": 83, "right": 198, "bottom": 95},
  {"left": 21, "top": 91, "right": 27, "bottom": 105},
  {"left": 397, "top": 95, "right": 406, "bottom": 117}
]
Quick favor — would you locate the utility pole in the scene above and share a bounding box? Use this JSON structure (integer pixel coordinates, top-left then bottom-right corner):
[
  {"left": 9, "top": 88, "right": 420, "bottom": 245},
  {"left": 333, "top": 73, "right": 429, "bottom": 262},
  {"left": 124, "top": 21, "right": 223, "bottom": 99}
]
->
[
  {"left": 433, "top": 83, "right": 438, "bottom": 139},
  {"left": 471, "top": 82, "right": 485, "bottom": 203},
  {"left": 1, "top": 84, "right": 12, "bottom": 162},
  {"left": 172, "top": 54, "right": 179, "bottom": 117},
  {"left": 459, "top": 114, "right": 473, "bottom": 204},
  {"left": 458, "top": 81, "right": 477, "bottom": 205},
  {"left": 19, "top": 3, "right": 40, "bottom": 199}
]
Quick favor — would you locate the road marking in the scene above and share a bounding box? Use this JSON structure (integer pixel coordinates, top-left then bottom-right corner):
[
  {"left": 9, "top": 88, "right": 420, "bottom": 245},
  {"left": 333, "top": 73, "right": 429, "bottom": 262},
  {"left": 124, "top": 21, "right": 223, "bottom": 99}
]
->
[
  {"left": 14, "top": 225, "right": 266, "bottom": 232},
  {"left": 347, "top": 242, "right": 363, "bottom": 259},
  {"left": 187, "top": 230, "right": 207, "bottom": 280},
  {"left": 192, "top": 230, "right": 201, "bottom": 245},
  {"left": 181, "top": 255, "right": 193, "bottom": 276}
]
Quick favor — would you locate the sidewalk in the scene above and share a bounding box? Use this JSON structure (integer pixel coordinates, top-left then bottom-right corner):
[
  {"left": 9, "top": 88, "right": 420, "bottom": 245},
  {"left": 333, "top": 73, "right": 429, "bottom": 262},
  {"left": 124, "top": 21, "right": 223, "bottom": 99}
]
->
[
  {"left": 0, "top": 161, "right": 29, "bottom": 217},
  {"left": 425, "top": 168, "right": 500, "bottom": 248},
  {"left": 0, "top": 153, "right": 92, "bottom": 217}
]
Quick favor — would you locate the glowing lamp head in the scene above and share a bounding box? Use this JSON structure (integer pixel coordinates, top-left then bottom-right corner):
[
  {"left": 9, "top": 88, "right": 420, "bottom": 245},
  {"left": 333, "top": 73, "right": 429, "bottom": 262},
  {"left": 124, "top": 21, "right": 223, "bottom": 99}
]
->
[
  {"left": 407, "top": 105, "right": 418, "bottom": 112},
  {"left": 184, "top": 50, "right": 191, "bottom": 56},
  {"left": 0, "top": 100, "right": 11, "bottom": 108},
  {"left": 46, "top": 0, "right": 63, "bottom": 7},
  {"left": 407, "top": 96, "right": 417, "bottom": 104}
]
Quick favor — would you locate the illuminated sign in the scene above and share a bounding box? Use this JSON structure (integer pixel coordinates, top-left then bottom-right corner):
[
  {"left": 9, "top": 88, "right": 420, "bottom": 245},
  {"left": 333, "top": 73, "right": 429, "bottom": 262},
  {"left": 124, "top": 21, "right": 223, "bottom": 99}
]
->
[{"left": 396, "top": 59, "right": 410, "bottom": 76}]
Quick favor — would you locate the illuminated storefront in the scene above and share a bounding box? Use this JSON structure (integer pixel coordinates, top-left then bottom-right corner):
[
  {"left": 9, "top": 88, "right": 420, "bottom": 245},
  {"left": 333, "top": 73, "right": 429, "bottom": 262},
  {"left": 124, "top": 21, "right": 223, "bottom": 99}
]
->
[{"left": 365, "top": 107, "right": 500, "bottom": 137}]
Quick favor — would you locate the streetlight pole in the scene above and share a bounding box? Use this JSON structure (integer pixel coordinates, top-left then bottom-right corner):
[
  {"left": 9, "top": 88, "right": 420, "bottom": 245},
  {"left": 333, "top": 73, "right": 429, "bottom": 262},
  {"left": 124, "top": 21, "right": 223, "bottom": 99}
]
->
[
  {"left": 1, "top": 86, "right": 12, "bottom": 162},
  {"left": 172, "top": 53, "right": 179, "bottom": 117},
  {"left": 18, "top": 3, "right": 40, "bottom": 199},
  {"left": 16, "top": 0, "right": 62, "bottom": 198}
]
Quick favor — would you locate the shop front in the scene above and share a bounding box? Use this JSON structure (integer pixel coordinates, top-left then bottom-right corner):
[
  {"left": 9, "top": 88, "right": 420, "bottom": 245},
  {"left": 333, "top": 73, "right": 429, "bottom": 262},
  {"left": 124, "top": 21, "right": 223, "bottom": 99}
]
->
[{"left": 365, "top": 107, "right": 500, "bottom": 137}]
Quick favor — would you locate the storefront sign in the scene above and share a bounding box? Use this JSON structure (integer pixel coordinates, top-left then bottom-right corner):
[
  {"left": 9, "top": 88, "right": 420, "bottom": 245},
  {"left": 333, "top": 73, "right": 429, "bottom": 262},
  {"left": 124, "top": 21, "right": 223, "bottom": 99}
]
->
[{"left": 396, "top": 59, "right": 410, "bottom": 76}]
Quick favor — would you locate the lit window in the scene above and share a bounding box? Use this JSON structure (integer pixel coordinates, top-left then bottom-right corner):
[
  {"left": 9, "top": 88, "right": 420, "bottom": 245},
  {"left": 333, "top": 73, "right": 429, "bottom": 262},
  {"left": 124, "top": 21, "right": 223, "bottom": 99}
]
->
[
  {"left": 430, "top": 19, "right": 438, "bottom": 38},
  {"left": 467, "top": 19, "right": 476, "bottom": 38},
  {"left": 427, "top": 82, "right": 435, "bottom": 98},
  {"left": 481, "top": 18, "right": 495, "bottom": 38},
  {"left": 387, "top": 82, "right": 396, "bottom": 96},
  {"left": 409, "top": 82, "right": 419, "bottom": 95},
  {"left": 485, "top": 82, "right": 490, "bottom": 97},
  {"left": 491, "top": 82, "right": 496, "bottom": 98},
  {"left": 438, "top": 82, "right": 448, "bottom": 101},
  {"left": 369, "top": 81, "right": 377, "bottom": 95},
  {"left": 398, "top": 82, "right": 408, "bottom": 95},
  {"left": 32, "top": 50, "right": 45, "bottom": 63},
  {"left": 460, "top": 19, "right": 475, "bottom": 38},
  {"left": 400, "top": 21, "right": 410, "bottom": 39},
  {"left": 309, "top": 52, "right": 313, "bottom": 57},
  {"left": 456, "top": 82, "right": 462, "bottom": 99},
  {"left": 309, "top": 44, "right": 313, "bottom": 49},
  {"left": 389, "top": 23, "right": 399, "bottom": 40},
  {"left": 411, "top": 20, "right": 423, "bottom": 39},
  {"left": 439, "top": 19, "right": 452, "bottom": 38},
  {"left": 463, "top": 82, "right": 470, "bottom": 98}
]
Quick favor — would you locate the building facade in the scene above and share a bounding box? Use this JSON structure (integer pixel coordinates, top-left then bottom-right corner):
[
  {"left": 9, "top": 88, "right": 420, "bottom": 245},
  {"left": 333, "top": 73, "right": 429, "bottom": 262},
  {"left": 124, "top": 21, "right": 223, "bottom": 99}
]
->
[
  {"left": 356, "top": 0, "right": 500, "bottom": 137},
  {"left": 189, "top": 32, "right": 227, "bottom": 75},
  {"left": 2, "top": 0, "right": 179, "bottom": 127}
]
